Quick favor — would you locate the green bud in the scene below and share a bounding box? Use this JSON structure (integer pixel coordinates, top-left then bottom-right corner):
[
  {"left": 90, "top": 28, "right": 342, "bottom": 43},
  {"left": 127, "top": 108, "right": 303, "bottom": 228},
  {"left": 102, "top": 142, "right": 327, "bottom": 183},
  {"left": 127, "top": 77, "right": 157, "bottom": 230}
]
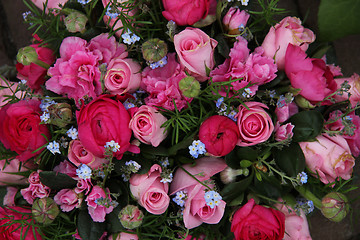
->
[
  {"left": 179, "top": 76, "right": 200, "bottom": 98},
  {"left": 17, "top": 46, "right": 38, "bottom": 66},
  {"left": 32, "top": 197, "right": 60, "bottom": 225},
  {"left": 294, "top": 95, "right": 316, "bottom": 109},
  {"left": 142, "top": 38, "right": 168, "bottom": 63},
  {"left": 119, "top": 205, "right": 144, "bottom": 229},
  {"left": 321, "top": 192, "right": 350, "bottom": 222},
  {"left": 64, "top": 10, "right": 88, "bottom": 34},
  {"left": 48, "top": 102, "right": 73, "bottom": 128}
]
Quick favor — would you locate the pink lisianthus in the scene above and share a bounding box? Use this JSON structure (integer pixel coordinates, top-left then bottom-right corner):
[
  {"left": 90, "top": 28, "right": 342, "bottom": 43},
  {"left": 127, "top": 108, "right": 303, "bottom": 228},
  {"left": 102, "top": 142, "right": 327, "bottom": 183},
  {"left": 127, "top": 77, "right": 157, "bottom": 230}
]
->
[
  {"left": 223, "top": 7, "right": 250, "bottom": 35},
  {"left": 86, "top": 186, "right": 114, "bottom": 222},
  {"left": 20, "top": 170, "right": 51, "bottom": 204},
  {"left": 274, "top": 122, "right": 294, "bottom": 142},
  {"left": 262, "top": 16, "right": 315, "bottom": 70},
  {"left": 170, "top": 157, "right": 227, "bottom": 229},
  {"left": 54, "top": 188, "right": 82, "bottom": 212},
  {"left": 68, "top": 140, "right": 108, "bottom": 169},
  {"left": 275, "top": 102, "right": 298, "bottom": 123},
  {"left": 141, "top": 53, "right": 192, "bottom": 111},
  {"left": 333, "top": 73, "right": 360, "bottom": 108},
  {"left": 129, "top": 164, "right": 170, "bottom": 215}
]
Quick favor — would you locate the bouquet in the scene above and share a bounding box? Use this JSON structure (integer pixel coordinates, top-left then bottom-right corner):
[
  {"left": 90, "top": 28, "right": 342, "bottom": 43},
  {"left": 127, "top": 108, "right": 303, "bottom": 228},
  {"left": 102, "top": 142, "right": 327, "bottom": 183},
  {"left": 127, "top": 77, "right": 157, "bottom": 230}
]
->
[{"left": 0, "top": 0, "right": 359, "bottom": 239}]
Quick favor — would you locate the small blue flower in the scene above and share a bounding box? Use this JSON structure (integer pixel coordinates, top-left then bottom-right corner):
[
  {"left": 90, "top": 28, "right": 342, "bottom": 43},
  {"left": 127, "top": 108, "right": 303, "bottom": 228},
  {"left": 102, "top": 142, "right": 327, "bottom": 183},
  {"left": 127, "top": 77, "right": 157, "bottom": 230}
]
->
[
  {"left": 76, "top": 164, "right": 92, "bottom": 180},
  {"left": 77, "top": 0, "right": 90, "bottom": 4},
  {"left": 269, "top": 90, "right": 276, "bottom": 98},
  {"left": 47, "top": 141, "right": 60, "bottom": 155},
  {"left": 40, "top": 112, "right": 50, "bottom": 123},
  {"left": 105, "top": 5, "right": 119, "bottom": 19},
  {"left": 67, "top": 126, "right": 78, "bottom": 140},
  {"left": 298, "top": 171, "right": 308, "bottom": 184},
  {"left": 216, "top": 97, "right": 224, "bottom": 108},
  {"left": 157, "top": 56, "right": 168, "bottom": 67},
  {"left": 149, "top": 62, "right": 160, "bottom": 69},
  {"left": 277, "top": 95, "right": 287, "bottom": 108}
]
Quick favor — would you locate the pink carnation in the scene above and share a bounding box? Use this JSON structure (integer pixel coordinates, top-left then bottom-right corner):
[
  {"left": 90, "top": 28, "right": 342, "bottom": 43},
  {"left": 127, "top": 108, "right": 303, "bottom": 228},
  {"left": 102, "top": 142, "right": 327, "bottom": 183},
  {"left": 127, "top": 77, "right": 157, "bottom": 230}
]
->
[
  {"left": 86, "top": 186, "right": 114, "bottom": 222},
  {"left": 20, "top": 170, "right": 51, "bottom": 204}
]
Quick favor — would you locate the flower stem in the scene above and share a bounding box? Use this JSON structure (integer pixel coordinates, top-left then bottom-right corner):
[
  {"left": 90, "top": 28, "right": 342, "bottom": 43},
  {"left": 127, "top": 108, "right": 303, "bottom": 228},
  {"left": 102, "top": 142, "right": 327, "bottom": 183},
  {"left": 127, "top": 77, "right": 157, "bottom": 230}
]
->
[{"left": 295, "top": 185, "right": 322, "bottom": 209}]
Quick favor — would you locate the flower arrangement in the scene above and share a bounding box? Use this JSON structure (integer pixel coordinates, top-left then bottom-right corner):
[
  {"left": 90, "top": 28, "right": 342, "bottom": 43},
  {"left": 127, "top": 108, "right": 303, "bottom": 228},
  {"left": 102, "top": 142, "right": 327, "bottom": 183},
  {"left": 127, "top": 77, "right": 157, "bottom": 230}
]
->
[{"left": 0, "top": 0, "right": 359, "bottom": 239}]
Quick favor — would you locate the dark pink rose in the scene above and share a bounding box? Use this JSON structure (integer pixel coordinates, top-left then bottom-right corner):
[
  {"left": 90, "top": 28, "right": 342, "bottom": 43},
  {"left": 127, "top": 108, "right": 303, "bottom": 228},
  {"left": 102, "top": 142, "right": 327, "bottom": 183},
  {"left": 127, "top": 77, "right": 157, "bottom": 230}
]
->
[
  {"left": 68, "top": 140, "right": 108, "bottom": 169},
  {"left": 333, "top": 73, "right": 360, "bottom": 108},
  {"left": 21, "top": 170, "right": 51, "bottom": 204},
  {"left": 0, "top": 99, "right": 50, "bottom": 162},
  {"left": 0, "top": 158, "right": 33, "bottom": 186},
  {"left": 262, "top": 16, "right": 315, "bottom": 70},
  {"left": 54, "top": 188, "right": 82, "bottom": 212},
  {"left": 236, "top": 101, "right": 274, "bottom": 146},
  {"left": 130, "top": 164, "right": 170, "bottom": 215},
  {"left": 86, "top": 186, "right": 114, "bottom": 222},
  {"left": 223, "top": 7, "right": 250, "bottom": 35},
  {"left": 199, "top": 115, "right": 240, "bottom": 156}
]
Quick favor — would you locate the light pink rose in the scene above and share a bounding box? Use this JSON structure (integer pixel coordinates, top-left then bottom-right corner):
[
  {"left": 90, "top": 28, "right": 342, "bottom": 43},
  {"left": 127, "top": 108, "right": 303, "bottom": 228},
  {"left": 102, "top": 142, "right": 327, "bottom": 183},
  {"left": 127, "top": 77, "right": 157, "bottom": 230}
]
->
[
  {"left": 170, "top": 157, "right": 227, "bottom": 229},
  {"left": 129, "top": 105, "right": 168, "bottom": 147},
  {"left": 262, "top": 16, "right": 315, "bottom": 70},
  {"left": 174, "top": 28, "right": 217, "bottom": 81},
  {"left": 68, "top": 140, "right": 108, "bottom": 169},
  {"left": 109, "top": 232, "right": 139, "bottom": 240},
  {"left": 0, "top": 158, "right": 32, "bottom": 186},
  {"left": 54, "top": 189, "right": 82, "bottom": 212},
  {"left": 274, "top": 122, "right": 294, "bottom": 142},
  {"left": 223, "top": 7, "right": 250, "bottom": 35},
  {"left": 31, "top": 0, "right": 67, "bottom": 11},
  {"left": 299, "top": 134, "right": 355, "bottom": 185},
  {"left": 86, "top": 186, "right": 114, "bottom": 222},
  {"left": 275, "top": 102, "right": 298, "bottom": 123},
  {"left": 129, "top": 164, "right": 170, "bottom": 215},
  {"left": 104, "top": 57, "right": 141, "bottom": 95},
  {"left": 20, "top": 170, "right": 51, "bottom": 204},
  {"left": 0, "top": 78, "right": 22, "bottom": 107},
  {"left": 236, "top": 101, "right": 274, "bottom": 146},
  {"left": 333, "top": 73, "right": 360, "bottom": 108}
]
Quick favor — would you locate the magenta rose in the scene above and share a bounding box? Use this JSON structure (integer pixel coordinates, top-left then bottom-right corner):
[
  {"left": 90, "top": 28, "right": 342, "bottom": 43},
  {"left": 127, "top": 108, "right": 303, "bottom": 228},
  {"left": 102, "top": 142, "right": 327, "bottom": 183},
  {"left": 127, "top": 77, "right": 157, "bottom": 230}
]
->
[
  {"left": 86, "top": 185, "right": 114, "bottom": 222},
  {"left": 76, "top": 95, "right": 137, "bottom": 159},
  {"left": 68, "top": 140, "right": 108, "bottom": 169},
  {"left": 299, "top": 134, "right": 355, "bottom": 185},
  {"left": 199, "top": 115, "right": 240, "bottom": 156},
  {"left": 174, "top": 28, "right": 217, "bottom": 81},
  {"left": 223, "top": 7, "right": 250, "bottom": 35},
  {"left": 236, "top": 101, "right": 274, "bottom": 146},
  {"left": 0, "top": 158, "right": 33, "bottom": 186},
  {"left": 129, "top": 105, "right": 168, "bottom": 147},
  {"left": 231, "top": 198, "right": 285, "bottom": 240},
  {"left": 333, "top": 73, "right": 360, "bottom": 108},
  {"left": 170, "top": 157, "right": 227, "bottom": 229},
  {"left": 262, "top": 16, "right": 315, "bottom": 70},
  {"left": 162, "top": 0, "right": 215, "bottom": 26},
  {"left": 0, "top": 99, "right": 50, "bottom": 162},
  {"left": 129, "top": 164, "right": 170, "bottom": 215},
  {"left": 54, "top": 188, "right": 82, "bottom": 212}
]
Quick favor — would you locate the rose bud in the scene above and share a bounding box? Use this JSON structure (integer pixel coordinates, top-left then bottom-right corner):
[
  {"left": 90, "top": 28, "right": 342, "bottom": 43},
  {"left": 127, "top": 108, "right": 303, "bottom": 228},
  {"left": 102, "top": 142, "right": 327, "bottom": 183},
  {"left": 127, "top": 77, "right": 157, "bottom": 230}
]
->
[
  {"left": 142, "top": 38, "right": 168, "bottom": 63},
  {"left": 321, "top": 192, "right": 350, "bottom": 222},
  {"left": 119, "top": 205, "right": 144, "bottom": 229},
  {"left": 223, "top": 7, "right": 250, "bottom": 35},
  {"left": 32, "top": 197, "right": 60, "bottom": 225},
  {"left": 179, "top": 76, "right": 201, "bottom": 98},
  {"left": 64, "top": 9, "right": 88, "bottom": 33},
  {"left": 16, "top": 46, "right": 50, "bottom": 69},
  {"left": 48, "top": 102, "right": 73, "bottom": 128}
]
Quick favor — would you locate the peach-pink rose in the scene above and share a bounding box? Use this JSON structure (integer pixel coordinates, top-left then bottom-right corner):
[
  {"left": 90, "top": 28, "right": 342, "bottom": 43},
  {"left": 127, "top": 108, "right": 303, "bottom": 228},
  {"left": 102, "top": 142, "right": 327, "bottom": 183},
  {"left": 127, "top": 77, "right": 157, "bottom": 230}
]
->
[
  {"left": 0, "top": 158, "right": 32, "bottom": 186},
  {"left": 68, "top": 140, "right": 108, "bottom": 169},
  {"left": 236, "top": 101, "right": 274, "bottom": 146},
  {"left": 130, "top": 164, "right": 169, "bottom": 215},
  {"left": 174, "top": 27, "right": 217, "bottom": 81},
  {"left": 333, "top": 73, "right": 360, "bottom": 108},
  {"left": 299, "top": 134, "right": 355, "bottom": 185},
  {"left": 262, "top": 16, "right": 315, "bottom": 70},
  {"left": 129, "top": 105, "right": 168, "bottom": 147}
]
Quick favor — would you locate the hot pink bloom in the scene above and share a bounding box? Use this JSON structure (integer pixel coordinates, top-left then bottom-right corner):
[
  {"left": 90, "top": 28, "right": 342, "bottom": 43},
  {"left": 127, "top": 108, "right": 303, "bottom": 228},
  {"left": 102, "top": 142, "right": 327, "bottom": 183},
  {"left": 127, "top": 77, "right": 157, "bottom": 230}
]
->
[
  {"left": 21, "top": 170, "right": 51, "bottom": 204},
  {"left": 54, "top": 188, "right": 82, "bottom": 212},
  {"left": 86, "top": 186, "right": 114, "bottom": 222},
  {"left": 31, "top": 0, "right": 67, "bottom": 11},
  {"left": 75, "top": 178, "right": 93, "bottom": 195}
]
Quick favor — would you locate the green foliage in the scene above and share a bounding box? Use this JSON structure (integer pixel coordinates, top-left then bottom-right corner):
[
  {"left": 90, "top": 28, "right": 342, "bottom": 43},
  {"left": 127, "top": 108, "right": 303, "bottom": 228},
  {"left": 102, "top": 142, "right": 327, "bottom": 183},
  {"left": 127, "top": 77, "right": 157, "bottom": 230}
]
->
[
  {"left": 77, "top": 209, "right": 106, "bottom": 240},
  {"left": 39, "top": 171, "right": 77, "bottom": 190},
  {"left": 274, "top": 142, "right": 305, "bottom": 177},
  {"left": 288, "top": 110, "right": 324, "bottom": 142},
  {"left": 221, "top": 171, "right": 254, "bottom": 204}
]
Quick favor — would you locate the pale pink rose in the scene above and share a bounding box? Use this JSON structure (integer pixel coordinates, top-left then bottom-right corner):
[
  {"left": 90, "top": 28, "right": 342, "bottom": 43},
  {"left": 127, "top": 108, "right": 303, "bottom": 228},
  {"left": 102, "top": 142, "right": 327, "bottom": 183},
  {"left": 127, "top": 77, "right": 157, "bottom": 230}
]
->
[
  {"left": 262, "top": 16, "right": 315, "bottom": 70},
  {"left": 275, "top": 202, "right": 312, "bottom": 240},
  {"left": 170, "top": 157, "right": 227, "bottom": 229},
  {"left": 104, "top": 57, "right": 141, "bottom": 95},
  {"left": 274, "top": 122, "right": 294, "bottom": 141},
  {"left": 3, "top": 187, "right": 18, "bottom": 206},
  {"left": 68, "top": 140, "right": 108, "bottom": 169},
  {"left": 20, "top": 170, "right": 51, "bottom": 204},
  {"left": 54, "top": 160, "right": 77, "bottom": 179},
  {"left": 54, "top": 188, "right": 82, "bottom": 212},
  {"left": 0, "top": 158, "right": 32, "bottom": 186},
  {"left": 141, "top": 53, "right": 192, "bottom": 111},
  {"left": 275, "top": 102, "right": 299, "bottom": 123},
  {"left": 0, "top": 78, "right": 22, "bottom": 107},
  {"left": 75, "top": 178, "right": 93, "bottom": 195},
  {"left": 223, "top": 7, "right": 250, "bottom": 35},
  {"left": 31, "top": 0, "right": 67, "bottom": 11},
  {"left": 129, "top": 164, "right": 169, "bottom": 215},
  {"left": 333, "top": 73, "right": 360, "bottom": 108},
  {"left": 174, "top": 28, "right": 218, "bottom": 81},
  {"left": 129, "top": 105, "right": 168, "bottom": 147},
  {"left": 299, "top": 134, "right": 355, "bottom": 185},
  {"left": 236, "top": 101, "right": 274, "bottom": 146},
  {"left": 109, "top": 232, "right": 139, "bottom": 240},
  {"left": 86, "top": 186, "right": 114, "bottom": 222}
]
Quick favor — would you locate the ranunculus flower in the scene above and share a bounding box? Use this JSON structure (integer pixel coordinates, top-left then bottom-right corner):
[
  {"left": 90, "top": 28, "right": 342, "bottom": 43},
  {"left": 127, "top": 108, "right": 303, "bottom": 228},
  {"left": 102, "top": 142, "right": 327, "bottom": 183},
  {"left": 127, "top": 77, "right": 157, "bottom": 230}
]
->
[
  {"left": 236, "top": 101, "right": 274, "bottom": 146},
  {"left": 285, "top": 44, "right": 337, "bottom": 104},
  {"left": 129, "top": 105, "right": 168, "bottom": 147},
  {"left": 0, "top": 158, "right": 33, "bottom": 186},
  {"left": 299, "top": 134, "right": 355, "bottom": 185},
  {"left": 231, "top": 198, "right": 285, "bottom": 240},
  {"left": 199, "top": 115, "right": 240, "bottom": 156},
  {"left": 174, "top": 27, "right": 217, "bottom": 81},
  {"left": 262, "top": 16, "right": 315, "bottom": 70},
  {"left": 21, "top": 170, "right": 51, "bottom": 204},
  {"left": 129, "top": 164, "right": 170, "bottom": 215},
  {"left": 162, "top": 0, "right": 215, "bottom": 26},
  {"left": 170, "top": 157, "right": 227, "bottom": 229},
  {"left": 0, "top": 78, "right": 23, "bottom": 107},
  {"left": 54, "top": 188, "right": 82, "bottom": 212},
  {"left": 223, "top": 7, "right": 250, "bottom": 35},
  {"left": 86, "top": 185, "right": 114, "bottom": 222},
  {"left": 76, "top": 95, "right": 138, "bottom": 160},
  {"left": 0, "top": 206, "right": 42, "bottom": 240},
  {"left": 68, "top": 140, "right": 108, "bottom": 169},
  {"left": 274, "top": 122, "right": 294, "bottom": 142},
  {"left": 333, "top": 73, "right": 360, "bottom": 108},
  {"left": 0, "top": 99, "right": 50, "bottom": 162}
]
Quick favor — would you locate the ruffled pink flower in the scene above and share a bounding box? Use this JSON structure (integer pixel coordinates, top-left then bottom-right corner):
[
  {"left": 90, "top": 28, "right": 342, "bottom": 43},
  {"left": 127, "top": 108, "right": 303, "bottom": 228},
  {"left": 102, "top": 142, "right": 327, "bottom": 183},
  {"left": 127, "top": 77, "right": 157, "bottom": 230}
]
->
[
  {"left": 20, "top": 170, "right": 51, "bottom": 204},
  {"left": 54, "top": 189, "right": 82, "bottom": 212},
  {"left": 86, "top": 186, "right": 114, "bottom": 222}
]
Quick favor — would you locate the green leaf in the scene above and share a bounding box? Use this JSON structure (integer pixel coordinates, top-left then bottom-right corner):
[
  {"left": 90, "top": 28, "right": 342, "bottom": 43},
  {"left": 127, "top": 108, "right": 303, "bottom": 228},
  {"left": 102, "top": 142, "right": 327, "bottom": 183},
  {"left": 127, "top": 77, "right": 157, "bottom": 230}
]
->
[
  {"left": 228, "top": 193, "right": 244, "bottom": 206},
  {"left": 77, "top": 210, "right": 106, "bottom": 240},
  {"left": 105, "top": 206, "right": 125, "bottom": 234},
  {"left": 274, "top": 142, "right": 306, "bottom": 177},
  {"left": 318, "top": 0, "right": 360, "bottom": 41},
  {"left": 39, "top": 171, "right": 77, "bottom": 191},
  {"left": 221, "top": 172, "right": 253, "bottom": 202},
  {"left": 240, "top": 160, "right": 253, "bottom": 168},
  {"left": 289, "top": 110, "right": 324, "bottom": 142},
  {"left": 226, "top": 147, "right": 258, "bottom": 169}
]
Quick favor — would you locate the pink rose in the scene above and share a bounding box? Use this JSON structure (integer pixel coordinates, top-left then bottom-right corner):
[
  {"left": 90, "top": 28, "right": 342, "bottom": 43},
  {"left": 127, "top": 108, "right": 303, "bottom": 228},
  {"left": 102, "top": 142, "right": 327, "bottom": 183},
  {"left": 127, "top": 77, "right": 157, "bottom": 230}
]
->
[
  {"left": 21, "top": 170, "right": 51, "bottom": 204},
  {"left": 275, "top": 102, "right": 298, "bottom": 123},
  {"left": 0, "top": 158, "right": 33, "bottom": 186},
  {"left": 199, "top": 115, "right": 240, "bottom": 156},
  {"left": 129, "top": 164, "right": 170, "bottom": 215},
  {"left": 129, "top": 105, "right": 168, "bottom": 147},
  {"left": 223, "top": 7, "right": 250, "bottom": 35},
  {"left": 285, "top": 44, "right": 337, "bottom": 104},
  {"left": 31, "top": 0, "right": 67, "bottom": 11},
  {"left": 0, "top": 78, "right": 22, "bottom": 107},
  {"left": 54, "top": 188, "right": 82, "bottom": 212},
  {"left": 274, "top": 122, "right": 294, "bottom": 142},
  {"left": 162, "top": 0, "right": 215, "bottom": 26},
  {"left": 75, "top": 178, "right": 93, "bottom": 195},
  {"left": 299, "top": 134, "right": 355, "bottom": 185},
  {"left": 333, "top": 73, "right": 360, "bottom": 108},
  {"left": 174, "top": 28, "right": 217, "bottom": 81},
  {"left": 170, "top": 157, "right": 227, "bottom": 229},
  {"left": 236, "top": 101, "right": 274, "bottom": 146},
  {"left": 0, "top": 99, "right": 50, "bottom": 162},
  {"left": 262, "top": 16, "right": 315, "bottom": 70},
  {"left": 109, "top": 232, "right": 139, "bottom": 240},
  {"left": 86, "top": 186, "right": 114, "bottom": 222},
  {"left": 54, "top": 160, "right": 77, "bottom": 178},
  {"left": 68, "top": 140, "right": 108, "bottom": 169},
  {"left": 3, "top": 187, "right": 18, "bottom": 206}
]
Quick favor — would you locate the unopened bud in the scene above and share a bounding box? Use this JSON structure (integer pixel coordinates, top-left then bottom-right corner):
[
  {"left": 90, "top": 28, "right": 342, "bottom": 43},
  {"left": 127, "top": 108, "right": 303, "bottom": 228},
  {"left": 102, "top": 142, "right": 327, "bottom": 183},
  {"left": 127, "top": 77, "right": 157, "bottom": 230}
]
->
[
  {"left": 17, "top": 46, "right": 38, "bottom": 66},
  {"left": 119, "top": 205, "right": 144, "bottom": 229},
  {"left": 179, "top": 76, "right": 200, "bottom": 98},
  {"left": 294, "top": 95, "right": 316, "bottom": 109},
  {"left": 142, "top": 38, "right": 168, "bottom": 63},
  {"left": 321, "top": 192, "right": 350, "bottom": 222},
  {"left": 48, "top": 102, "right": 73, "bottom": 128},
  {"left": 64, "top": 10, "right": 88, "bottom": 33},
  {"left": 32, "top": 197, "right": 60, "bottom": 225}
]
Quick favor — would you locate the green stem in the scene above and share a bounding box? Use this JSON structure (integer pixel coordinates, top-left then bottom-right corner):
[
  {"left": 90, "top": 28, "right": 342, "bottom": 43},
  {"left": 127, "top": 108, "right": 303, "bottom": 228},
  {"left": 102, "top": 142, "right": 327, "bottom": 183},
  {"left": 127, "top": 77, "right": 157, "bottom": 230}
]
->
[
  {"left": 295, "top": 185, "right": 322, "bottom": 209},
  {"left": 179, "top": 166, "right": 212, "bottom": 191}
]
